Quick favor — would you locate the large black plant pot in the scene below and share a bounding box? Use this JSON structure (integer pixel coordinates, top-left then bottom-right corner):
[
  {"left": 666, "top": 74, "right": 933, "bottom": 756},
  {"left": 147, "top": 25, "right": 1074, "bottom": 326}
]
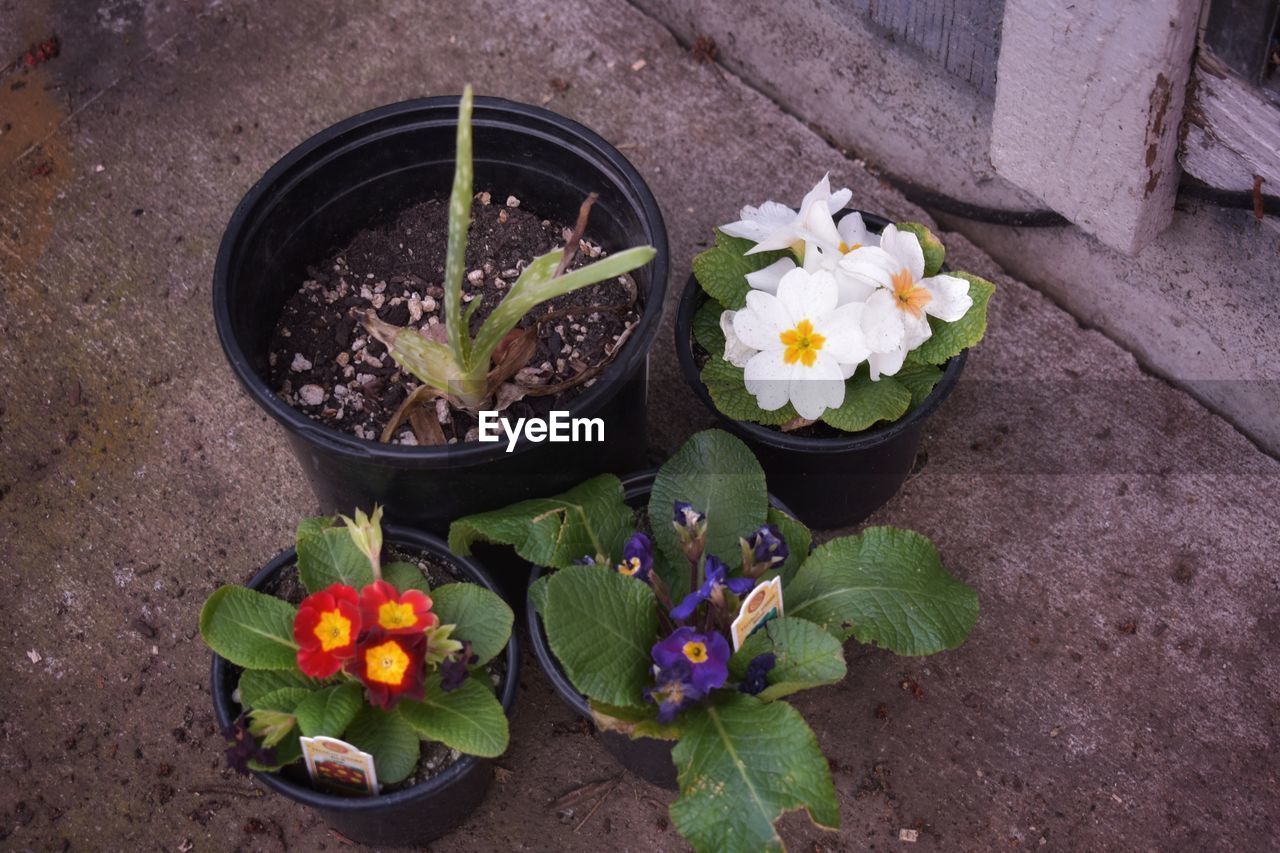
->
[{"left": 213, "top": 96, "right": 669, "bottom": 533}]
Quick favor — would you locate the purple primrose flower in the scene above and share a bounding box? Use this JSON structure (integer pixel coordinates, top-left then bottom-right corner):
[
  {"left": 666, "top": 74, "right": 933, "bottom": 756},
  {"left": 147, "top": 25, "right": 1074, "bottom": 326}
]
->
[
  {"left": 670, "top": 554, "right": 755, "bottom": 621},
  {"left": 615, "top": 532, "right": 653, "bottom": 582},
  {"left": 643, "top": 658, "right": 704, "bottom": 723},
  {"left": 652, "top": 626, "right": 730, "bottom": 694}
]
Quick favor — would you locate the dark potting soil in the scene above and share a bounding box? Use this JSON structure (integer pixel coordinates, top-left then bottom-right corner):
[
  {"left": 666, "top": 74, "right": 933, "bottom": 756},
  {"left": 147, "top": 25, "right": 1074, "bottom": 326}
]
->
[
  {"left": 249, "top": 549, "right": 508, "bottom": 794},
  {"left": 268, "top": 193, "right": 641, "bottom": 444}
]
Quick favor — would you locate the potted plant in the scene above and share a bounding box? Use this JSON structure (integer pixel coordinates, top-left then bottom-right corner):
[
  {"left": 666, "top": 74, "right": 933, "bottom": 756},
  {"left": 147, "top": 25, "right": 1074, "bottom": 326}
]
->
[
  {"left": 201, "top": 507, "right": 518, "bottom": 847},
  {"left": 213, "top": 85, "right": 669, "bottom": 532},
  {"left": 674, "top": 175, "right": 995, "bottom": 528},
  {"left": 450, "top": 430, "right": 979, "bottom": 852}
]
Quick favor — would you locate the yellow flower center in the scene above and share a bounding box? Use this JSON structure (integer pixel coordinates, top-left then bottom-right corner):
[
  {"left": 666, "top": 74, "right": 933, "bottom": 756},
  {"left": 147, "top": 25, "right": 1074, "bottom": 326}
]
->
[
  {"left": 378, "top": 600, "right": 418, "bottom": 630},
  {"left": 682, "top": 641, "right": 708, "bottom": 664},
  {"left": 364, "top": 639, "right": 411, "bottom": 686},
  {"left": 837, "top": 241, "right": 861, "bottom": 254},
  {"left": 617, "top": 557, "right": 643, "bottom": 576},
  {"left": 314, "top": 610, "right": 353, "bottom": 652},
  {"left": 891, "top": 268, "right": 932, "bottom": 319},
  {"left": 779, "top": 319, "right": 825, "bottom": 367}
]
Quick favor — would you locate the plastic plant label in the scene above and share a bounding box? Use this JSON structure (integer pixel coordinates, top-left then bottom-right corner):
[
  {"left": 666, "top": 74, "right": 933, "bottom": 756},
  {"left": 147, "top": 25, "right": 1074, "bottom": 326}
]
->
[
  {"left": 300, "top": 736, "right": 379, "bottom": 796},
  {"left": 730, "top": 576, "right": 784, "bottom": 651}
]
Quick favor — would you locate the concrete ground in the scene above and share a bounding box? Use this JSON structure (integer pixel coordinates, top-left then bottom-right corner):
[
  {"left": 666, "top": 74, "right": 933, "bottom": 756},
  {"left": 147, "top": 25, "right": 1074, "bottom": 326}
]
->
[{"left": 1, "top": 1, "right": 1277, "bottom": 851}]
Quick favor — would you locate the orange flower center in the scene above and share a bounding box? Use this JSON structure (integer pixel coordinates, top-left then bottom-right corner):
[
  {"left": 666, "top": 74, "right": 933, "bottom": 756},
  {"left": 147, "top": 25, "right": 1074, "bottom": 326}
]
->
[
  {"left": 891, "top": 269, "right": 932, "bottom": 319},
  {"left": 837, "top": 241, "right": 861, "bottom": 254},
  {"left": 314, "top": 610, "right": 353, "bottom": 652},
  {"left": 779, "top": 319, "right": 825, "bottom": 367},
  {"left": 682, "top": 641, "right": 709, "bottom": 664},
  {"left": 617, "top": 557, "right": 643, "bottom": 576},
  {"left": 364, "top": 639, "right": 411, "bottom": 685},
  {"left": 377, "top": 600, "right": 419, "bottom": 630}
]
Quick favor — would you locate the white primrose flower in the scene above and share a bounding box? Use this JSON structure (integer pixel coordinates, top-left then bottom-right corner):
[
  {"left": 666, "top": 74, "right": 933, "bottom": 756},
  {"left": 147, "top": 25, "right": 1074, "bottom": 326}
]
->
[
  {"left": 837, "top": 224, "right": 972, "bottom": 379},
  {"left": 745, "top": 208, "right": 883, "bottom": 300},
  {"left": 720, "top": 173, "right": 853, "bottom": 255},
  {"left": 719, "top": 309, "right": 757, "bottom": 368},
  {"left": 732, "top": 267, "right": 870, "bottom": 420}
]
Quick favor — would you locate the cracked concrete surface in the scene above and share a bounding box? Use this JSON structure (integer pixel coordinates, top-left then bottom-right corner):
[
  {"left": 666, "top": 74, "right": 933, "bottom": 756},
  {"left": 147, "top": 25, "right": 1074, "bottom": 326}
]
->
[{"left": 1, "top": 0, "right": 1278, "bottom": 850}]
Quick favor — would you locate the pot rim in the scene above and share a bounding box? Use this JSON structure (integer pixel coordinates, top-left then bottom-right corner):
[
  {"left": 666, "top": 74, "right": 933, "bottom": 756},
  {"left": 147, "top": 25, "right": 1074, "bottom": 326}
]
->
[
  {"left": 674, "top": 209, "right": 967, "bottom": 454},
  {"left": 212, "top": 94, "right": 670, "bottom": 465},
  {"left": 526, "top": 470, "right": 797, "bottom": 719},
  {"left": 208, "top": 523, "right": 521, "bottom": 812}
]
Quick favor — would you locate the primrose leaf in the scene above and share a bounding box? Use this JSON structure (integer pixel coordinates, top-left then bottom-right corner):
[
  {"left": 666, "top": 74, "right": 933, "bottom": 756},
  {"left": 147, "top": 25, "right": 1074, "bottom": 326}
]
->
[
  {"left": 589, "top": 700, "right": 687, "bottom": 740},
  {"left": 294, "top": 683, "right": 363, "bottom": 738},
  {"left": 542, "top": 565, "right": 658, "bottom": 707},
  {"left": 448, "top": 474, "right": 634, "bottom": 570},
  {"left": 894, "top": 361, "right": 945, "bottom": 407},
  {"left": 429, "top": 582, "right": 513, "bottom": 666},
  {"left": 381, "top": 560, "right": 432, "bottom": 595},
  {"left": 343, "top": 706, "right": 420, "bottom": 786},
  {"left": 253, "top": 687, "right": 314, "bottom": 713},
  {"left": 648, "top": 430, "right": 768, "bottom": 593},
  {"left": 911, "top": 271, "right": 995, "bottom": 365},
  {"left": 785, "top": 526, "right": 979, "bottom": 654},
  {"left": 895, "top": 221, "right": 945, "bottom": 277},
  {"left": 200, "top": 586, "right": 299, "bottom": 671},
  {"left": 700, "top": 357, "right": 799, "bottom": 426},
  {"left": 398, "top": 672, "right": 508, "bottom": 758},
  {"left": 818, "top": 367, "right": 912, "bottom": 432},
  {"left": 692, "top": 297, "right": 727, "bottom": 355},
  {"left": 527, "top": 573, "right": 551, "bottom": 616},
  {"left": 238, "top": 670, "right": 323, "bottom": 707},
  {"left": 296, "top": 524, "right": 375, "bottom": 593},
  {"left": 728, "top": 617, "right": 845, "bottom": 702},
  {"left": 670, "top": 695, "right": 839, "bottom": 853},
  {"left": 692, "top": 230, "right": 790, "bottom": 310}
]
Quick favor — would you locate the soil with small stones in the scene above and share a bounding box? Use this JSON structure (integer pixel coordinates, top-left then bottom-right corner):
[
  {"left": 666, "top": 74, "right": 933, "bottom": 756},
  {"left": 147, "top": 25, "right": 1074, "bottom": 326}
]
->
[
  {"left": 233, "top": 546, "right": 509, "bottom": 794},
  {"left": 269, "top": 194, "right": 641, "bottom": 444}
]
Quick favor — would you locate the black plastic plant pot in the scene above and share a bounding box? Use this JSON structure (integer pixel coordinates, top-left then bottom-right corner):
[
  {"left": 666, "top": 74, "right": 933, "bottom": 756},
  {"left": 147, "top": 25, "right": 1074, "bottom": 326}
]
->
[
  {"left": 525, "top": 471, "right": 796, "bottom": 790},
  {"left": 212, "top": 96, "right": 670, "bottom": 533},
  {"left": 674, "top": 211, "right": 965, "bottom": 529},
  {"left": 210, "top": 525, "right": 521, "bottom": 847}
]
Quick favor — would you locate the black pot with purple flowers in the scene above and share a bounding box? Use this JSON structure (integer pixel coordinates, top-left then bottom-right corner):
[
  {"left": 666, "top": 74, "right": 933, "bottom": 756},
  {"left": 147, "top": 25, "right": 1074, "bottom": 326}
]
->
[{"left": 449, "top": 429, "right": 980, "bottom": 853}]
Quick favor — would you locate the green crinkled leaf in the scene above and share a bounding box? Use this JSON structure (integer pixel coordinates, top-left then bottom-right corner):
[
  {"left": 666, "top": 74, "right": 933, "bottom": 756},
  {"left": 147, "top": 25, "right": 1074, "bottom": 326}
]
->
[
  {"left": 894, "top": 362, "right": 945, "bottom": 407},
  {"left": 294, "top": 683, "right": 363, "bottom": 738},
  {"left": 542, "top": 565, "right": 658, "bottom": 707},
  {"left": 253, "top": 687, "right": 314, "bottom": 713},
  {"left": 911, "top": 271, "right": 995, "bottom": 365},
  {"left": 728, "top": 617, "right": 846, "bottom": 702},
  {"left": 238, "top": 670, "right": 323, "bottom": 707},
  {"left": 398, "top": 672, "right": 509, "bottom": 758},
  {"left": 692, "top": 297, "right": 727, "bottom": 356},
  {"left": 448, "top": 474, "right": 633, "bottom": 569},
  {"left": 700, "top": 357, "right": 798, "bottom": 426},
  {"left": 670, "top": 695, "right": 839, "bottom": 853},
  {"left": 896, "top": 222, "right": 945, "bottom": 277},
  {"left": 382, "top": 560, "right": 432, "bottom": 595},
  {"left": 648, "top": 430, "right": 769, "bottom": 595},
  {"left": 343, "top": 706, "right": 420, "bottom": 786},
  {"left": 296, "top": 524, "right": 375, "bottom": 593},
  {"left": 528, "top": 574, "right": 551, "bottom": 616},
  {"left": 818, "top": 367, "right": 912, "bottom": 432},
  {"left": 430, "top": 582, "right": 513, "bottom": 666},
  {"left": 766, "top": 507, "right": 811, "bottom": 585},
  {"left": 691, "top": 230, "right": 791, "bottom": 310},
  {"left": 589, "top": 700, "right": 687, "bottom": 740},
  {"left": 785, "top": 526, "right": 979, "bottom": 654},
  {"left": 200, "top": 586, "right": 299, "bottom": 671}
]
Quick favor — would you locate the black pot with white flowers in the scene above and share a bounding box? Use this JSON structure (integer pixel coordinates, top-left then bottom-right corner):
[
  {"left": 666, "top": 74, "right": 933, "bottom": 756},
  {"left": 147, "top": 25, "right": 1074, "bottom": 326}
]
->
[
  {"left": 213, "top": 85, "right": 669, "bottom": 534},
  {"left": 675, "top": 175, "right": 994, "bottom": 528}
]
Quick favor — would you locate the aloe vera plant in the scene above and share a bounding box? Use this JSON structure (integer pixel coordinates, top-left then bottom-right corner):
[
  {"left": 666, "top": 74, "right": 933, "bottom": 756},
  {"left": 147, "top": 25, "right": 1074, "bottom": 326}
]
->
[{"left": 360, "top": 86, "right": 655, "bottom": 437}]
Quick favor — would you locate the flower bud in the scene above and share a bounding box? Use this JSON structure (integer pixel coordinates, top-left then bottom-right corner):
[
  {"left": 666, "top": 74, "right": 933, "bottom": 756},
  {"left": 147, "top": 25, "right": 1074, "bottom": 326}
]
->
[
  {"left": 740, "top": 524, "right": 789, "bottom": 578},
  {"left": 340, "top": 505, "right": 384, "bottom": 576},
  {"left": 673, "top": 501, "right": 707, "bottom": 563}
]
